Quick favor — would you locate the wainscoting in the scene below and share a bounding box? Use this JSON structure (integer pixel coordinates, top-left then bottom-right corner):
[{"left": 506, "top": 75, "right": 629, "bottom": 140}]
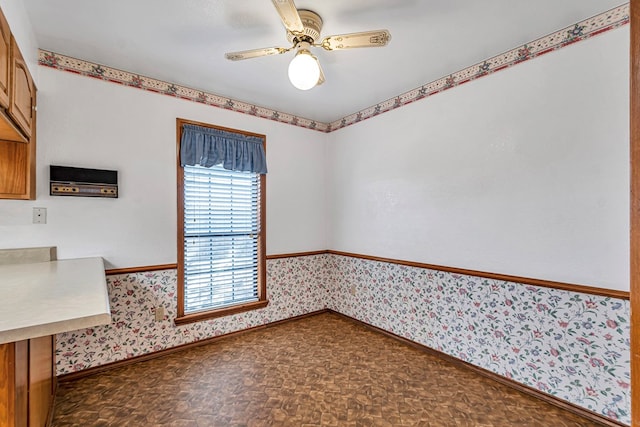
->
[
  {"left": 56, "top": 254, "right": 330, "bottom": 374},
  {"left": 325, "top": 254, "right": 630, "bottom": 424},
  {"left": 55, "top": 253, "right": 630, "bottom": 425}
]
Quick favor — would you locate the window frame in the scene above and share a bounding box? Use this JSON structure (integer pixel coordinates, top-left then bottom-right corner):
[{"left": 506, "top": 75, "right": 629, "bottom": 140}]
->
[{"left": 175, "top": 118, "right": 267, "bottom": 325}]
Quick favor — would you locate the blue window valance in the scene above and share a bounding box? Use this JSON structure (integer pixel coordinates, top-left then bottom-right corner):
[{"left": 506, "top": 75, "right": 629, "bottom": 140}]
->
[{"left": 180, "top": 124, "right": 267, "bottom": 174}]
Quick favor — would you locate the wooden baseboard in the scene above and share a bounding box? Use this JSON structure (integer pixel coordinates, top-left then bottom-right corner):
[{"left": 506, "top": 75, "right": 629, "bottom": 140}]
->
[
  {"left": 328, "top": 310, "right": 626, "bottom": 427},
  {"left": 57, "top": 309, "right": 329, "bottom": 383}
]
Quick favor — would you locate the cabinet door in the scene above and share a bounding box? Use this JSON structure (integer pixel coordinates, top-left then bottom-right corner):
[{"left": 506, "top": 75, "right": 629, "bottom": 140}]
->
[
  {"left": 8, "top": 37, "right": 34, "bottom": 139},
  {"left": 0, "top": 9, "right": 10, "bottom": 109},
  {"left": 14, "top": 341, "right": 27, "bottom": 427},
  {"left": 0, "top": 341, "right": 28, "bottom": 427},
  {"left": 0, "top": 140, "right": 28, "bottom": 195},
  {"left": 0, "top": 136, "right": 35, "bottom": 200},
  {"left": 0, "top": 343, "right": 15, "bottom": 426},
  {"left": 28, "top": 336, "right": 53, "bottom": 427}
]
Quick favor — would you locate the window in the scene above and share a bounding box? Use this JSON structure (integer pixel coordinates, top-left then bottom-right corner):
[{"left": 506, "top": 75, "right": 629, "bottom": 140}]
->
[{"left": 176, "top": 119, "right": 267, "bottom": 324}]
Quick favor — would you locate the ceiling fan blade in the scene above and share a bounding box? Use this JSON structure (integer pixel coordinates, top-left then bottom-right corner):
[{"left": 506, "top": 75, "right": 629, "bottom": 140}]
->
[
  {"left": 225, "top": 47, "right": 289, "bottom": 61},
  {"left": 316, "top": 58, "right": 325, "bottom": 86},
  {"left": 319, "top": 30, "right": 391, "bottom": 51},
  {"left": 271, "top": 0, "right": 304, "bottom": 35}
]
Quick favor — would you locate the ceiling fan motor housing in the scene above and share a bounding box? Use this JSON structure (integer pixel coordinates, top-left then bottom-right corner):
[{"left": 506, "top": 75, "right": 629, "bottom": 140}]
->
[{"left": 287, "top": 9, "right": 323, "bottom": 44}]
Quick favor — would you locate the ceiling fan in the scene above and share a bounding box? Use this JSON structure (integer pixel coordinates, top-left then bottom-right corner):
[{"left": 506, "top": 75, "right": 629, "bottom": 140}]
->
[{"left": 224, "top": 0, "right": 391, "bottom": 90}]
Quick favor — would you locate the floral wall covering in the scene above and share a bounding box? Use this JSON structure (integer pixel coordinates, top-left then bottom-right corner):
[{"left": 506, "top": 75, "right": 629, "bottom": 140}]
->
[
  {"left": 56, "top": 255, "right": 330, "bottom": 375},
  {"left": 325, "top": 254, "right": 630, "bottom": 425},
  {"left": 56, "top": 253, "right": 630, "bottom": 424}
]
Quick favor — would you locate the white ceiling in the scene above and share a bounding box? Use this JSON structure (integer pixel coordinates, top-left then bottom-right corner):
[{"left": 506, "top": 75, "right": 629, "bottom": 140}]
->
[{"left": 23, "top": 0, "right": 625, "bottom": 123}]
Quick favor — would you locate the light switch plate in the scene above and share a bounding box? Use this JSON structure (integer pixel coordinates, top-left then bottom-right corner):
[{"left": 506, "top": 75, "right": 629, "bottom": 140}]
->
[{"left": 33, "top": 207, "right": 47, "bottom": 224}]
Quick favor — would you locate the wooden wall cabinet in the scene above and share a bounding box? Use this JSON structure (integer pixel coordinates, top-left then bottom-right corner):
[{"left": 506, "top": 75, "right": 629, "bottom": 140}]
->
[
  {"left": 0, "top": 7, "right": 36, "bottom": 200},
  {"left": 0, "top": 7, "right": 11, "bottom": 109},
  {"left": 8, "top": 37, "right": 34, "bottom": 140},
  {"left": 0, "top": 336, "right": 55, "bottom": 427}
]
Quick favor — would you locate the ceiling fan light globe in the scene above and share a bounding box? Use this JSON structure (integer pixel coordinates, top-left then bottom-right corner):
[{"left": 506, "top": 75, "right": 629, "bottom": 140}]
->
[{"left": 288, "top": 51, "right": 321, "bottom": 90}]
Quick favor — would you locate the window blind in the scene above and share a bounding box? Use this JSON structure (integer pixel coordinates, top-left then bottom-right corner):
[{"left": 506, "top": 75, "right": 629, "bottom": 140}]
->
[{"left": 183, "top": 164, "right": 260, "bottom": 313}]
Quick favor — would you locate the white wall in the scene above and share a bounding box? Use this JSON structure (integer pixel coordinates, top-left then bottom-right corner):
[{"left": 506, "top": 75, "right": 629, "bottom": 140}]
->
[
  {"left": 0, "top": 67, "right": 328, "bottom": 268},
  {"left": 0, "top": 22, "right": 628, "bottom": 288},
  {"left": 327, "top": 27, "right": 629, "bottom": 291}
]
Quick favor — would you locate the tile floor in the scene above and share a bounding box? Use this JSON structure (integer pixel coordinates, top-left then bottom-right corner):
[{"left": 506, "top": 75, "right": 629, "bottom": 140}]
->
[{"left": 51, "top": 312, "right": 606, "bottom": 426}]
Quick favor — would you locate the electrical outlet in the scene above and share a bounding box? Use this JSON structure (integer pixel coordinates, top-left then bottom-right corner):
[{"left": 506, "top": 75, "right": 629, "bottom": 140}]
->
[
  {"left": 33, "top": 207, "right": 47, "bottom": 224},
  {"left": 154, "top": 306, "right": 165, "bottom": 321},
  {"left": 350, "top": 285, "right": 356, "bottom": 296}
]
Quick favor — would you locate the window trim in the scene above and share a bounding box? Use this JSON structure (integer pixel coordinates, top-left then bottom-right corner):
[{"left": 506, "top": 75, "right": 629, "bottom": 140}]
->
[{"left": 175, "top": 118, "right": 267, "bottom": 325}]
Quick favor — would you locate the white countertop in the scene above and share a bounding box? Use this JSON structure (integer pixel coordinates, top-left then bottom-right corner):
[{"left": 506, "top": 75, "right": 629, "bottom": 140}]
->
[{"left": 0, "top": 257, "right": 111, "bottom": 344}]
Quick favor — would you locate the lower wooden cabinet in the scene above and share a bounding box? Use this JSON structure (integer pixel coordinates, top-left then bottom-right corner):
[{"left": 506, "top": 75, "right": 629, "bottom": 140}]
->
[{"left": 0, "top": 336, "right": 55, "bottom": 427}]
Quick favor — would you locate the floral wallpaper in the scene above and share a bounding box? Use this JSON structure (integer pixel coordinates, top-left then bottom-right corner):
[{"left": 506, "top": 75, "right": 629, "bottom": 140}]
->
[
  {"left": 56, "top": 253, "right": 630, "bottom": 425},
  {"left": 56, "top": 255, "right": 330, "bottom": 375},
  {"left": 325, "top": 254, "right": 630, "bottom": 425}
]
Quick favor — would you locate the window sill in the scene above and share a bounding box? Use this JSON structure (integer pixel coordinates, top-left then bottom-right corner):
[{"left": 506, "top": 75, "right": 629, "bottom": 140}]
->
[{"left": 174, "top": 299, "right": 269, "bottom": 326}]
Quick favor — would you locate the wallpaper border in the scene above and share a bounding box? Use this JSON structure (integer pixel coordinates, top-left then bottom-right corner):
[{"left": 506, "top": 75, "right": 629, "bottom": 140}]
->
[
  {"left": 327, "top": 3, "right": 629, "bottom": 131},
  {"left": 37, "top": 4, "right": 629, "bottom": 134}
]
